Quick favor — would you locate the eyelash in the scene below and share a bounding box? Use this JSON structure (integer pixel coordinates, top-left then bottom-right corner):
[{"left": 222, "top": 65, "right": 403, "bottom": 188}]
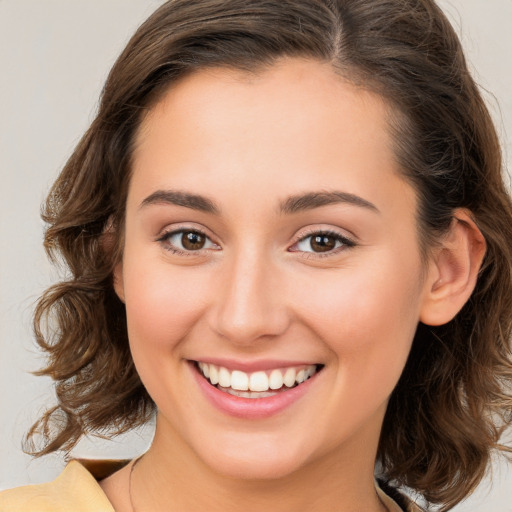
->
[{"left": 156, "top": 228, "right": 356, "bottom": 257}]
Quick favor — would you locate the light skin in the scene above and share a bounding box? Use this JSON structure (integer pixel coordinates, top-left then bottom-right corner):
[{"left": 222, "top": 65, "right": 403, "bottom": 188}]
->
[{"left": 100, "top": 58, "right": 485, "bottom": 511}]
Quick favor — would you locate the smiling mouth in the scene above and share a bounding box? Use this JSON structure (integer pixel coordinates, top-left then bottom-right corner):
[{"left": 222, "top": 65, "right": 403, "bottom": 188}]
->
[{"left": 194, "top": 361, "right": 323, "bottom": 399}]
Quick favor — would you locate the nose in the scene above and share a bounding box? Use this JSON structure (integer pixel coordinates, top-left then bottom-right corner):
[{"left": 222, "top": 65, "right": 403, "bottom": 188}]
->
[{"left": 209, "top": 249, "right": 290, "bottom": 345}]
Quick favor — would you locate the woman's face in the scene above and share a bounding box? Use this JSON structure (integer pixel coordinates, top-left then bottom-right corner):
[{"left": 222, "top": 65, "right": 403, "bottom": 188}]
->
[{"left": 116, "top": 58, "right": 432, "bottom": 479}]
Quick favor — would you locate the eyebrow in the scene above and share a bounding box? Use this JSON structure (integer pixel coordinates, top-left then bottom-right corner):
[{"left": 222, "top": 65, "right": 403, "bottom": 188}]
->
[
  {"left": 279, "top": 191, "right": 379, "bottom": 215},
  {"left": 139, "top": 190, "right": 220, "bottom": 214},
  {"left": 139, "top": 189, "right": 379, "bottom": 215}
]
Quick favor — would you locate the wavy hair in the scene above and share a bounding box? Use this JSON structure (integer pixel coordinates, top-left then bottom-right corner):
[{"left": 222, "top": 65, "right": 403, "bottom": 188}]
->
[{"left": 27, "top": 1, "right": 512, "bottom": 509}]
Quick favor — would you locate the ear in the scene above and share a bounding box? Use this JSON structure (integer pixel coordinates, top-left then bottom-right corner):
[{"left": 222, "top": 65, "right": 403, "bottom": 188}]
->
[
  {"left": 420, "top": 210, "right": 486, "bottom": 326},
  {"left": 101, "top": 216, "right": 125, "bottom": 303}
]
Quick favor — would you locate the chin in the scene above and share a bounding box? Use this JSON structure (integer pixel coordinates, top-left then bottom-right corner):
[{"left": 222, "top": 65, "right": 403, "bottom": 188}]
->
[{"left": 192, "top": 431, "right": 314, "bottom": 481}]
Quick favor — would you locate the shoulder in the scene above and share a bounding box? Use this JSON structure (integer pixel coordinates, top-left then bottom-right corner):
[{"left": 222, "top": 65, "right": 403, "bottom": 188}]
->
[{"left": 0, "top": 460, "right": 122, "bottom": 512}]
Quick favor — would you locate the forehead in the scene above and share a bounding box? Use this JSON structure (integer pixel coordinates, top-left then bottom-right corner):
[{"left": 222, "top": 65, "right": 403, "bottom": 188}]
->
[
  {"left": 129, "top": 58, "right": 415, "bottom": 220},
  {"left": 135, "top": 58, "right": 391, "bottom": 152}
]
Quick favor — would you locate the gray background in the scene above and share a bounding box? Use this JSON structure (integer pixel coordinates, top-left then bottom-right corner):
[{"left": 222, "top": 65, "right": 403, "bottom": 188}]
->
[{"left": 0, "top": 1, "right": 511, "bottom": 509}]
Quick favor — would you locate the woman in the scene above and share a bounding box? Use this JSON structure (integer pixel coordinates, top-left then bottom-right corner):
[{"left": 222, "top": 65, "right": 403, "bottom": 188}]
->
[{"left": 1, "top": 0, "right": 511, "bottom": 511}]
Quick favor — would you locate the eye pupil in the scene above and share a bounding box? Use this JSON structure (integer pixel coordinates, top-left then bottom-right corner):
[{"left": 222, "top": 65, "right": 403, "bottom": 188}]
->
[
  {"left": 310, "top": 235, "right": 336, "bottom": 252},
  {"left": 182, "top": 231, "right": 205, "bottom": 250}
]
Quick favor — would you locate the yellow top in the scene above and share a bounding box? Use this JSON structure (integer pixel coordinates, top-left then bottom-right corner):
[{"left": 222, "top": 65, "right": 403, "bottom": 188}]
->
[
  {"left": 0, "top": 460, "right": 421, "bottom": 511},
  {"left": 0, "top": 461, "right": 116, "bottom": 512}
]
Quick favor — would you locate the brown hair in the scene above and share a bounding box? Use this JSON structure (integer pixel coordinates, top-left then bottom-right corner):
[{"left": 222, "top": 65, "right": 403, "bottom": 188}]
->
[{"left": 27, "top": 1, "right": 512, "bottom": 509}]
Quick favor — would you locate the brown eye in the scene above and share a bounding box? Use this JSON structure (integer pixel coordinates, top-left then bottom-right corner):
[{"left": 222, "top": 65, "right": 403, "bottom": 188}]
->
[
  {"left": 292, "top": 231, "right": 355, "bottom": 255},
  {"left": 310, "top": 235, "right": 337, "bottom": 253},
  {"left": 182, "top": 231, "right": 206, "bottom": 250},
  {"left": 161, "top": 229, "right": 218, "bottom": 253}
]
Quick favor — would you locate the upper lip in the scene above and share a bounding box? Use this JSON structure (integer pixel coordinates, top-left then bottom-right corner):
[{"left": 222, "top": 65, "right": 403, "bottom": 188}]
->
[{"left": 190, "top": 358, "right": 322, "bottom": 373}]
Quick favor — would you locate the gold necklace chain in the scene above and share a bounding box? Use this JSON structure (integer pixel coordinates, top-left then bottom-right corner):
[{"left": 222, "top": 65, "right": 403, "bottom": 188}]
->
[{"left": 128, "top": 456, "right": 142, "bottom": 512}]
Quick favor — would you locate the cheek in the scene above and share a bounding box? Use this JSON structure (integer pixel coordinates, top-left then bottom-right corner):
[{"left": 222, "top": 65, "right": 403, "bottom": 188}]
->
[
  {"left": 120, "top": 254, "right": 213, "bottom": 409},
  {"left": 290, "top": 256, "right": 424, "bottom": 440},
  {"left": 292, "top": 252, "right": 424, "bottom": 383},
  {"left": 122, "top": 254, "right": 209, "bottom": 353}
]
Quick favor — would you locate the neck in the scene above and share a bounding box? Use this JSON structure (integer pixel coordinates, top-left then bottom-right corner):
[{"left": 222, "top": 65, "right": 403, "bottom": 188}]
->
[{"left": 130, "top": 416, "right": 387, "bottom": 512}]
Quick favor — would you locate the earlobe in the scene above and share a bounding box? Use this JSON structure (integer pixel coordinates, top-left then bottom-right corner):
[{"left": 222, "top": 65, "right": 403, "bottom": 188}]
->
[
  {"left": 101, "top": 216, "right": 126, "bottom": 303},
  {"left": 420, "top": 210, "right": 486, "bottom": 326},
  {"left": 113, "top": 262, "right": 125, "bottom": 303}
]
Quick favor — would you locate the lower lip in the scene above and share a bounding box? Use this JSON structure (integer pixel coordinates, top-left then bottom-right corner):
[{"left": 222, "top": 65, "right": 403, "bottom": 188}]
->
[{"left": 190, "top": 362, "right": 319, "bottom": 419}]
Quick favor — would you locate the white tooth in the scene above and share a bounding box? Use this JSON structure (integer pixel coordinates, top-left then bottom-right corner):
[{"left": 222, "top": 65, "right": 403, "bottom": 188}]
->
[
  {"left": 307, "top": 365, "right": 317, "bottom": 378},
  {"left": 249, "top": 371, "right": 269, "bottom": 392},
  {"left": 269, "top": 369, "right": 284, "bottom": 390},
  {"left": 199, "top": 362, "right": 210, "bottom": 378},
  {"left": 218, "top": 367, "right": 231, "bottom": 388},
  {"left": 283, "top": 367, "right": 296, "bottom": 387},
  {"left": 296, "top": 369, "right": 306, "bottom": 384},
  {"left": 231, "top": 370, "right": 249, "bottom": 391},
  {"left": 209, "top": 365, "right": 219, "bottom": 385}
]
